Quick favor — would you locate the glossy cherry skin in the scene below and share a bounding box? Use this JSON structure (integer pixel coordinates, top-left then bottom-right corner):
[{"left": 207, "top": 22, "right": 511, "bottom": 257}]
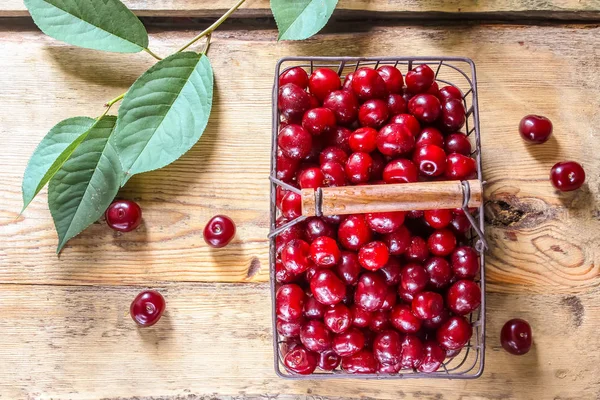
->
[
  {"left": 387, "top": 93, "right": 408, "bottom": 115},
  {"left": 282, "top": 239, "right": 313, "bottom": 274},
  {"left": 358, "top": 99, "right": 389, "bottom": 129},
  {"left": 350, "top": 304, "right": 373, "bottom": 328},
  {"left": 323, "top": 90, "right": 359, "bottom": 125},
  {"left": 130, "top": 290, "right": 165, "bottom": 327},
  {"left": 377, "top": 123, "right": 415, "bottom": 156},
  {"left": 280, "top": 67, "right": 309, "bottom": 88},
  {"left": 277, "top": 317, "right": 303, "bottom": 338},
  {"left": 373, "top": 330, "right": 403, "bottom": 366},
  {"left": 437, "top": 316, "right": 473, "bottom": 351},
  {"left": 445, "top": 132, "right": 471, "bottom": 156},
  {"left": 369, "top": 310, "right": 392, "bottom": 332},
  {"left": 422, "top": 308, "right": 451, "bottom": 331},
  {"left": 519, "top": 115, "right": 553, "bottom": 144},
  {"left": 283, "top": 343, "right": 318, "bottom": 375},
  {"left": 408, "top": 94, "right": 442, "bottom": 123},
  {"left": 440, "top": 99, "right": 466, "bottom": 132},
  {"left": 276, "top": 148, "right": 300, "bottom": 182},
  {"left": 379, "top": 257, "right": 403, "bottom": 285},
  {"left": 445, "top": 153, "right": 477, "bottom": 180},
  {"left": 400, "top": 263, "right": 429, "bottom": 295},
  {"left": 349, "top": 127, "right": 378, "bottom": 153},
  {"left": 327, "top": 126, "right": 353, "bottom": 153},
  {"left": 298, "top": 166, "right": 325, "bottom": 189},
  {"left": 383, "top": 159, "right": 419, "bottom": 184},
  {"left": 278, "top": 83, "right": 311, "bottom": 123},
  {"left": 345, "top": 152, "right": 373, "bottom": 184},
  {"left": 276, "top": 284, "right": 305, "bottom": 322},
  {"left": 427, "top": 229, "right": 457, "bottom": 256},
  {"left": 418, "top": 341, "right": 446, "bottom": 373},
  {"left": 275, "top": 216, "right": 305, "bottom": 254},
  {"left": 300, "top": 320, "right": 332, "bottom": 352},
  {"left": 320, "top": 146, "right": 348, "bottom": 165},
  {"left": 370, "top": 152, "right": 386, "bottom": 181},
  {"left": 365, "top": 211, "right": 406, "bottom": 234},
  {"left": 405, "top": 64, "right": 435, "bottom": 93},
  {"left": 310, "top": 269, "right": 346, "bottom": 306},
  {"left": 379, "top": 287, "right": 398, "bottom": 311},
  {"left": 342, "top": 349, "right": 379, "bottom": 374},
  {"left": 280, "top": 191, "right": 302, "bottom": 219},
  {"left": 342, "top": 72, "right": 354, "bottom": 91},
  {"left": 450, "top": 212, "right": 471, "bottom": 235},
  {"left": 305, "top": 217, "right": 336, "bottom": 242},
  {"left": 447, "top": 280, "right": 481, "bottom": 315},
  {"left": 318, "top": 349, "right": 342, "bottom": 371},
  {"left": 550, "top": 161, "right": 586, "bottom": 191},
  {"left": 105, "top": 199, "right": 142, "bottom": 233},
  {"left": 358, "top": 241, "right": 390, "bottom": 271},
  {"left": 400, "top": 335, "right": 424, "bottom": 369},
  {"left": 424, "top": 257, "right": 453, "bottom": 289},
  {"left": 405, "top": 236, "right": 430, "bottom": 263},
  {"left": 501, "top": 318, "right": 533, "bottom": 355},
  {"left": 309, "top": 68, "right": 342, "bottom": 101},
  {"left": 438, "top": 85, "right": 463, "bottom": 103},
  {"left": 302, "top": 107, "right": 336, "bottom": 136},
  {"left": 338, "top": 215, "right": 373, "bottom": 251},
  {"left": 376, "top": 65, "right": 404, "bottom": 94},
  {"left": 352, "top": 67, "right": 388, "bottom": 101},
  {"left": 332, "top": 328, "right": 365, "bottom": 357},
  {"left": 355, "top": 272, "right": 388, "bottom": 312},
  {"left": 416, "top": 127, "right": 445, "bottom": 148},
  {"left": 202, "top": 214, "right": 237, "bottom": 249},
  {"left": 390, "top": 304, "right": 422, "bottom": 334},
  {"left": 310, "top": 236, "right": 341, "bottom": 267},
  {"left": 303, "top": 296, "right": 326, "bottom": 319},
  {"left": 276, "top": 259, "right": 297, "bottom": 284},
  {"left": 424, "top": 209, "right": 453, "bottom": 229},
  {"left": 335, "top": 251, "right": 362, "bottom": 285},
  {"left": 278, "top": 125, "right": 313, "bottom": 160},
  {"left": 389, "top": 113, "right": 421, "bottom": 137},
  {"left": 451, "top": 246, "right": 479, "bottom": 279},
  {"left": 324, "top": 304, "right": 352, "bottom": 334},
  {"left": 413, "top": 144, "right": 447, "bottom": 177},
  {"left": 412, "top": 291, "right": 444, "bottom": 320}
]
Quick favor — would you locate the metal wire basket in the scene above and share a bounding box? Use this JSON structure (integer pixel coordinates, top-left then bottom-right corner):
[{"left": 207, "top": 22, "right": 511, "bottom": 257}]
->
[{"left": 269, "top": 56, "right": 486, "bottom": 379}]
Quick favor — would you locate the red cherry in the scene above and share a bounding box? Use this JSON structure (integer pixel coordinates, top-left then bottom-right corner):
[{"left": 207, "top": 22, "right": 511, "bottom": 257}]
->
[
  {"left": 333, "top": 328, "right": 365, "bottom": 357},
  {"left": 519, "top": 115, "right": 553, "bottom": 144},
  {"left": 341, "top": 349, "right": 378, "bottom": 373},
  {"left": 358, "top": 99, "right": 389, "bottom": 129},
  {"left": 282, "top": 239, "right": 313, "bottom": 274},
  {"left": 324, "top": 304, "right": 352, "bottom": 334},
  {"left": 276, "top": 148, "right": 300, "bottom": 182},
  {"left": 355, "top": 272, "right": 388, "bottom": 312},
  {"left": 445, "top": 132, "right": 472, "bottom": 155},
  {"left": 389, "top": 113, "right": 421, "bottom": 137},
  {"left": 383, "top": 159, "right": 419, "bottom": 184},
  {"left": 336, "top": 251, "right": 361, "bottom": 285},
  {"left": 377, "top": 123, "right": 415, "bottom": 156},
  {"left": 377, "top": 65, "right": 404, "bottom": 94},
  {"left": 418, "top": 341, "right": 446, "bottom": 373},
  {"left": 276, "top": 284, "right": 305, "bottom": 322},
  {"left": 379, "top": 287, "right": 398, "bottom": 311},
  {"left": 424, "top": 256, "right": 453, "bottom": 289},
  {"left": 370, "top": 152, "right": 386, "bottom": 181},
  {"left": 424, "top": 209, "right": 453, "bottom": 229},
  {"left": 450, "top": 212, "right": 471, "bottom": 235},
  {"left": 278, "top": 83, "right": 311, "bottom": 123},
  {"left": 321, "top": 161, "right": 347, "bottom": 187},
  {"left": 310, "top": 269, "right": 346, "bottom": 306},
  {"left": 436, "top": 316, "right": 473, "bottom": 351},
  {"left": 390, "top": 304, "right": 422, "bottom": 334},
  {"left": 413, "top": 144, "right": 447, "bottom": 177},
  {"left": 427, "top": 229, "right": 457, "bottom": 256},
  {"left": 350, "top": 304, "right": 373, "bottom": 328},
  {"left": 203, "top": 214, "right": 236, "bottom": 248},
  {"left": 378, "top": 257, "right": 403, "bottom": 285},
  {"left": 422, "top": 308, "right": 451, "bottom": 331},
  {"left": 400, "top": 263, "right": 429, "bottom": 295},
  {"left": 426, "top": 81, "right": 440, "bottom": 97},
  {"left": 338, "top": 215, "right": 373, "bottom": 251},
  {"left": 352, "top": 67, "right": 388, "bottom": 101},
  {"left": 438, "top": 85, "right": 463, "bottom": 102},
  {"left": 327, "top": 126, "right": 353, "bottom": 153},
  {"left": 358, "top": 241, "right": 390, "bottom": 271},
  {"left": 400, "top": 334, "right": 424, "bottom": 369},
  {"left": 408, "top": 94, "right": 442, "bottom": 123},
  {"left": 349, "top": 127, "right": 378, "bottom": 153},
  {"left": 105, "top": 199, "right": 142, "bottom": 232},
  {"left": 345, "top": 152, "right": 373, "bottom": 184},
  {"left": 305, "top": 217, "right": 336, "bottom": 242},
  {"left": 320, "top": 146, "right": 348, "bottom": 165},
  {"left": 302, "top": 107, "right": 336, "bottom": 136},
  {"left": 387, "top": 93, "right": 408, "bottom": 115},
  {"left": 416, "top": 127, "right": 445, "bottom": 148},
  {"left": 297, "top": 166, "right": 324, "bottom": 189},
  {"left": 309, "top": 68, "right": 341, "bottom": 101},
  {"left": 383, "top": 225, "right": 411, "bottom": 256},
  {"left": 310, "top": 236, "right": 341, "bottom": 267},
  {"left": 277, "top": 318, "right": 303, "bottom": 338},
  {"left": 280, "top": 191, "right": 302, "bottom": 219},
  {"left": 501, "top": 318, "right": 533, "bottom": 355},
  {"left": 373, "top": 330, "right": 403, "bottom": 365},
  {"left": 369, "top": 310, "right": 392, "bottom": 332},
  {"left": 342, "top": 72, "right": 354, "bottom": 91},
  {"left": 278, "top": 124, "right": 312, "bottom": 160},
  {"left": 440, "top": 99, "right": 466, "bottom": 132},
  {"left": 550, "top": 161, "right": 586, "bottom": 191},
  {"left": 323, "top": 90, "right": 359, "bottom": 125},
  {"left": 303, "top": 296, "right": 326, "bottom": 320},
  {"left": 280, "top": 67, "right": 309, "bottom": 89},
  {"left": 283, "top": 343, "right": 318, "bottom": 375},
  {"left": 365, "top": 211, "right": 406, "bottom": 234},
  {"left": 412, "top": 291, "right": 444, "bottom": 320},
  {"left": 276, "top": 258, "right": 297, "bottom": 284},
  {"left": 445, "top": 153, "right": 477, "bottom": 180},
  {"left": 446, "top": 280, "right": 481, "bottom": 315},
  {"left": 300, "top": 319, "right": 332, "bottom": 352},
  {"left": 130, "top": 290, "right": 165, "bottom": 327},
  {"left": 451, "top": 246, "right": 480, "bottom": 279},
  {"left": 405, "top": 64, "right": 435, "bottom": 93},
  {"left": 405, "top": 236, "right": 430, "bottom": 263},
  {"left": 318, "top": 349, "right": 341, "bottom": 371},
  {"left": 275, "top": 216, "right": 305, "bottom": 254}
]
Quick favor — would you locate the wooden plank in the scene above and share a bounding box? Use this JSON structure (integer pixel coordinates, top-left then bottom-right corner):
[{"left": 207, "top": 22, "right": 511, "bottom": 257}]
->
[
  {"left": 1, "top": 0, "right": 600, "bottom": 18},
  {"left": 0, "top": 283, "right": 598, "bottom": 399},
  {"left": 1, "top": 21, "right": 599, "bottom": 291}
]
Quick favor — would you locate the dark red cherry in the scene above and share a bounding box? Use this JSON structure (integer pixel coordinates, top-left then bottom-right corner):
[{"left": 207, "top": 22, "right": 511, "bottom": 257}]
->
[
  {"left": 309, "top": 68, "right": 342, "bottom": 101},
  {"left": 438, "top": 85, "right": 463, "bottom": 103},
  {"left": 202, "top": 214, "right": 236, "bottom": 248},
  {"left": 349, "top": 127, "right": 378, "bottom": 153},
  {"left": 389, "top": 113, "right": 421, "bottom": 137},
  {"left": 425, "top": 81, "right": 440, "bottom": 97},
  {"left": 324, "top": 304, "right": 352, "bottom": 334},
  {"left": 276, "top": 148, "right": 300, "bottom": 182},
  {"left": 387, "top": 93, "right": 408, "bottom": 115},
  {"left": 323, "top": 90, "right": 359, "bottom": 125},
  {"left": 338, "top": 215, "right": 373, "bottom": 251},
  {"left": 413, "top": 144, "right": 447, "bottom": 177},
  {"left": 320, "top": 146, "right": 348, "bottom": 165},
  {"left": 370, "top": 152, "right": 386, "bottom": 181},
  {"left": 379, "top": 287, "right": 398, "bottom": 311},
  {"left": 336, "top": 251, "right": 361, "bottom": 285},
  {"left": 422, "top": 308, "right": 450, "bottom": 331},
  {"left": 300, "top": 320, "right": 332, "bottom": 352},
  {"left": 365, "top": 211, "right": 406, "bottom": 234},
  {"left": 377, "top": 123, "right": 415, "bottom": 156},
  {"left": 400, "top": 335, "right": 424, "bottom": 369},
  {"left": 280, "top": 67, "right": 309, "bottom": 89},
  {"left": 451, "top": 246, "right": 479, "bottom": 279},
  {"left": 450, "top": 212, "right": 471, "bottom": 235},
  {"left": 275, "top": 216, "right": 305, "bottom": 254},
  {"left": 278, "top": 83, "right": 311, "bottom": 123},
  {"left": 352, "top": 67, "right": 388, "bottom": 101},
  {"left": 377, "top": 65, "right": 404, "bottom": 94},
  {"left": 276, "top": 284, "right": 305, "bottom": 322},
  {"left": 281, "top": 239, "right": 313, "bottom": 274},
  {"left": 302, "top": 107, "right": 336, "bottom": 136},
  {"left": 369, "top": 310, "right": 392, "bottom": 332},
  {"left": 310, "top": 236, "right": 341, "bottom": 267},
  {"left": 550, "top": 161, "right": 586, "bottom": 191},
  {"left": 327, "top": 126, "right": 353, "bottom": 153},
  {"left": 446, "top": 280, "right": 481, "bottom": 315},
  {"left": 305, "top": 217, "right": 336, "bottom": 242},
  {"left": 277, "top": 317, "right": 303, "bottom": 338},
  {"left": 424, "top": 257, "right": 453, "bottom": 289},
  {"left": 405, "top": 236, "right": 429, "bottom": 263},
  {"left": 436, "top": 316, "right": 473, "bottom": 351},
  {"left": 342, "top": 72, "right": 354, "bottom": 91},
  {"left": 350, "top": 304, "right": 373, "bottom": 328},
  {"left": 424, "top": 209, "right": 453, "bottom": 229},
  {"left": 400, "top": 263, "right": 429, "bottom": 295},
  {"left": 408, "top": 94, "right": 442, "bottom": 123},
  {"left": 427, "top": 229, "right": 457, "bottom": 256},
  {"left": 303, "top": 296, "right": 326, "bottom": 320},
  {"left": 412, "top": 291, "right": 444, "bottom": 320},
  {"left": 390, "top": 304, "right": 422, "bottom": 334},
  {"left": 383, "top": 159, "right": 419, "bottom": 184},
  {"left": 445, "top": 153, "right": 477, "bottom": 180},
  {"left": 130, "top": 290, "right": 165, "bottom": 327},
  {"left": 333, "top": 328, "right": 365, "bottom": 357},
  {"left": 378, "top": 257, "right": 403, "bottom": 285},
  {"left": 405, "top": 64, "right": 435, "bottom": 94},
  {"left": 321, "top": 161, "right": 347, "bottom": 187},
  {"left": 345, "top": 152, "right": 373, "bottom": 184},
  {"left": 440, "top": 99, "right": 466, "bottom": 132},
  {"left": 445, "top": 132, "right": 471, "bottom": 156},
  {"left": 105, "top": 199, "right": 142, "bottom": 232},
  {"left": 278, "top": 124, "right": 312, "bottom": 160},
  {"left": 355, "top": 272, "right": 388, "bottom": 312},
  {"left": 519, "top": 115, "right": 553, "bottom": 144},
  {"left": 276, "top": 258, "right": 297, "bottom": 284},
  {"left": 358, "top": 99, "right": 389, "bottom": 129},
  {"left": 341, "top": 349, "right": 378, "bottom": 373},
  {"left": 501, "top": 318, "right": 533, "bottom": 355},
  {"left": 283, "top": 343, "right": 318, "bottom": 375},
  {"left": 418, "top": 341, "right": 445, "bottom": 373},
  {"left": 416, "top": 127, "right": 445, "bottom": 148},
  {"left": 373, "top": 329, "right": 403, "bottom": 365},
  {"left": 310, "top": 269, "right": 346, "bottom": 306},
  {"left": 318, "top": 349, "right": 342, "bottom": 371}
]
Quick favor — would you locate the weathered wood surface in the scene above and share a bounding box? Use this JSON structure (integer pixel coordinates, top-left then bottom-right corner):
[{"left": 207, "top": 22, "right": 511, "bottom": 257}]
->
[
  {"left": 0, "top": 283, "right": 598, "bottom": 399},
  {"left": 1, "top": 0, "right": 600, "bottom": 18}
]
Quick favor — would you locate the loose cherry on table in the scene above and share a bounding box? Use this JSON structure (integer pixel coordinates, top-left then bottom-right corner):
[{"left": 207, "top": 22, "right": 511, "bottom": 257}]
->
[
  {"left": 106, "top": 199, "right": 142, "bottom": 232},
  {"left": 203, "top": 215, "right": 236, "bottom": 248},
  {"left": 130, "top": 290, "right": 166, "bottom": 327},
  {"left": 501, "top": 318, "right": 533, "bottom": 355},
  {"left": 550, "top": 161, "right": 585, "bottom": 191},
  {"left": 519, "top": 114, "right": 553, "bottom": 144}
]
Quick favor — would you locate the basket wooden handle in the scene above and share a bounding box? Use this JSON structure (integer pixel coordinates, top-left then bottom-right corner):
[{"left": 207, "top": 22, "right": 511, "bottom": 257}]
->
[{"left": 301, "top": 179, "right": 482, "bottom": 217}]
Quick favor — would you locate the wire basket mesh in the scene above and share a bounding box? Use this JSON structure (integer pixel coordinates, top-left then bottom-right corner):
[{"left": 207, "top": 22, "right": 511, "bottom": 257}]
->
[{"left": 269, "top": 57, "right": 486, "bottom": 379}]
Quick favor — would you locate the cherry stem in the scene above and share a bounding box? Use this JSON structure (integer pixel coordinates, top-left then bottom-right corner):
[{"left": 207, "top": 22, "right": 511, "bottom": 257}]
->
[
  {"left": 143, "top": 48, "right": 163, "bottom": 60},
  {"left": 176, "top": 0, "right": 246, "bottom": 53}
]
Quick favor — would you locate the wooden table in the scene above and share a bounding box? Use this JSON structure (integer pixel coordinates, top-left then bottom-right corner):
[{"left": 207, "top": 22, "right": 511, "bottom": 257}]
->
[{"left": 1, "top": 1, "right": 599, "bottom": 399}]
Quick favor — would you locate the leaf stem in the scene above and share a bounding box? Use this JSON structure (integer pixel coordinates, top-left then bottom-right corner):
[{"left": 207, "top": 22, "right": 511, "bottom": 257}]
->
[
  {"left": 176, "top": 0, "right": 246, "bottom": 53},
  {"left": 105, "top": 93, "right": 125, "bottom": 108},
  {"left": 202, "top": 34, "right": 212, "bottom": 55},
  {"left": 144, "top": 48, "right": 163, "bottom": 60}
]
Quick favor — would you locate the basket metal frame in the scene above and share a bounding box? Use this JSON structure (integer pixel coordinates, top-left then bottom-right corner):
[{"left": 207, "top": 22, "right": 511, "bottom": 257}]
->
[{"left": 269, "top": 56, "right": 486, "bottom": 380}]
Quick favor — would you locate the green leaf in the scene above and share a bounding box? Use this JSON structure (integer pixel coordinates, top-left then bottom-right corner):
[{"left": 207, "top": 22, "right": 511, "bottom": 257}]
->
[
  {"left": 113, "top": 52, "right": 213, "bottom": 182},
  {"left": 271, "top": 0, "right": 338, "bottom": 41},
  {"left": 21, "top": 116, "right": 96, "bottom": 212},
  {"left": 24, "top": 0, "right": 148, "bottom": 53},
  {"left": 48, "top": 115, "right": 122, "bottom": 253}
]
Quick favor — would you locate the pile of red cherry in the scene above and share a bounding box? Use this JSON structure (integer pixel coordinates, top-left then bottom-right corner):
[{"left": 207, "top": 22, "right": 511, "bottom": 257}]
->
[{"left": 274, "top": 63, "right": 485, "bottom": 375}]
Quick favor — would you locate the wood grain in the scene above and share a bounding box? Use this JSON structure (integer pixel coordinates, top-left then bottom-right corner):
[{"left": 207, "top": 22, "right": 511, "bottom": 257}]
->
[
  {"left": 0, "top": 283, "right": 598, "bottom": 399},
  {"left": 2, "top": 0, "right": 600, "bottom": 18},
  {"left": 1, "top": 21, "right": 599, "bottom": 292}
]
